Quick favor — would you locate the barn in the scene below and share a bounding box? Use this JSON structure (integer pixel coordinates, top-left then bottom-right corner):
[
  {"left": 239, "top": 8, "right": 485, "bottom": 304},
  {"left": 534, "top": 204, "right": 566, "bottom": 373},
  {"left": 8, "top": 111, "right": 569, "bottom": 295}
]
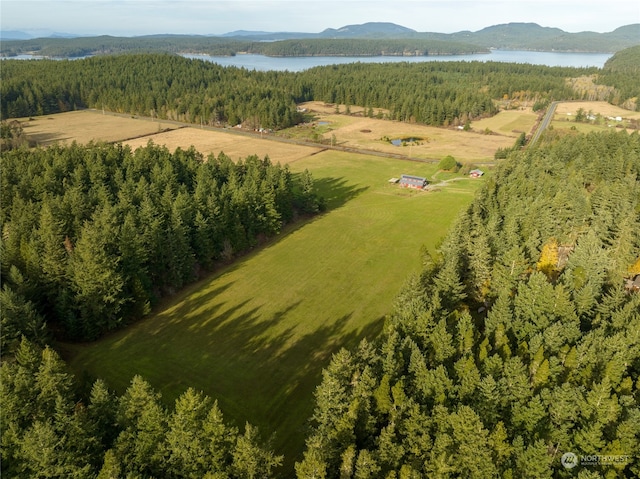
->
[{"left": 399, "top": 174, "right": 427, "bottom": 189}]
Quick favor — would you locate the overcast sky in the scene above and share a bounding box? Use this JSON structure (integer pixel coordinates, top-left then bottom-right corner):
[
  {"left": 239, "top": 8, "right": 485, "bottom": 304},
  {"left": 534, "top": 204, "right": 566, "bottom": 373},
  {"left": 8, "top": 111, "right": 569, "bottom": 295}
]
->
[{"left": 2, "top": 0, "right": 639, "bottom": 36}]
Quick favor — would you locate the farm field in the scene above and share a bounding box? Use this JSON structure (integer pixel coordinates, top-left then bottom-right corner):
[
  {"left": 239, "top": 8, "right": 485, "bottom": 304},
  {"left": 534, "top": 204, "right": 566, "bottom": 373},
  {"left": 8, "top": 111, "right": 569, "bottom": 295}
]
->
[
  {"left": 471, "top": 108, "right": 538, "bottom": 137},
  {"left": 16, "top": 105, "right": 539, "bottom": 165},
  {"left": 14, "top": 110, "right": 181, "bottom": 146},
  {"left": 287, "top": 101, "right": 529, "bottom": 162},
  {"left": 554, "top": 100, "right": 640, "bottom": 119},
  {"left": 64, "top": 149, "right": 484, "bottom": 470},
  {"left": 551, "top": 100, "right": 640, "bottom": 132},
  {"left": 125, "top": 126, "right": 322, "bottom": 163}
]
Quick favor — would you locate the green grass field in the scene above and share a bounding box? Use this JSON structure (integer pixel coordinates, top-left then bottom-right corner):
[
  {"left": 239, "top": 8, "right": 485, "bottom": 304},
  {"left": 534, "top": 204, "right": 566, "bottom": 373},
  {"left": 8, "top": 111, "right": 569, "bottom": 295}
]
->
[{"left": 64, "top": 150, "right": 482, "bottom": 471}]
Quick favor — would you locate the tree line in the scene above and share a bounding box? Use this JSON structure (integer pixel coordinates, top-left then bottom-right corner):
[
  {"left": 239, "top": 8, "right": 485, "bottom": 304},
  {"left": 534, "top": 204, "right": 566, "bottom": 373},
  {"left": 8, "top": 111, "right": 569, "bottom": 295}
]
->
[
  {"left": 1, "top": 53, "right": 604, "bottom": 129},
  {"left": 296, "top": 130, "right": 640, "bottom": 478},
  {"left": 0, "top": 36, "right": 485, "bottom": 59},
  {"left": 254, "top": 38, "right": 486, "bottom": 57},
  {"left": 0, "top": 141, "right": 323, "bottom": 343}
]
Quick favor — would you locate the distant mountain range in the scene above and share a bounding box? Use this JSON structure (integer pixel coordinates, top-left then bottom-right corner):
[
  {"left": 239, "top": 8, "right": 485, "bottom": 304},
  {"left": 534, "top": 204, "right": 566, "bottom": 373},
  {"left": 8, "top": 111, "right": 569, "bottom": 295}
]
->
[
  {"left": 2, "top": 22, "right": 639, "bottom": 53},
  {"left": 218, "top": 22, "right": 639, "bottom": 52},
  {"left": 0, "top": 30, "right": 87, "bottom": 40}
]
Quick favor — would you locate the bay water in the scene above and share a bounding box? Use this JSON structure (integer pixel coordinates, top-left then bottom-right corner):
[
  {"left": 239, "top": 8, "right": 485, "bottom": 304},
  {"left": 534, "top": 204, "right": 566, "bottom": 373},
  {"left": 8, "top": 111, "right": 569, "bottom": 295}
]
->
[{"left": 183, "top": 50, "right": 613, "bottom": 71}]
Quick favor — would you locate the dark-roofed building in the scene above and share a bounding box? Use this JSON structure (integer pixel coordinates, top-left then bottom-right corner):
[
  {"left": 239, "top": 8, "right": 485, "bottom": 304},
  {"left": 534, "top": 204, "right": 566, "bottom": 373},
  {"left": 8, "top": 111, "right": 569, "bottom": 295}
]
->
[{"left": 399, "top": 174, "right": 427, "bottom": 189}]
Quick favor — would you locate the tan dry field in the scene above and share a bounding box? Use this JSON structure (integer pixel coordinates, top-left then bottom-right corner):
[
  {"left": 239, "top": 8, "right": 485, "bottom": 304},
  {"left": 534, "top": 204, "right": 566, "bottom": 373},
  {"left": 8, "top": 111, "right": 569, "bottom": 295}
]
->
[
  {"left": 16, "top": 110, "right": 181, "bottom": 146},
  {"left": 299, "top": 101, "right": 381, "bottom": 116},
  {"left": 19, "top": 104, "right": 539, "bottom": 164},
  {"left": 554, "top": 101, "right": 640, "bottom": 120},
  {"left": 125, "top": 127, "right": 322, "bottom": 164},
  {"left": 472, "top": 108, "right": 539, "bottom": 137},
  {"left": 299, "top": 113, "right": 518, "bottom": 162}
]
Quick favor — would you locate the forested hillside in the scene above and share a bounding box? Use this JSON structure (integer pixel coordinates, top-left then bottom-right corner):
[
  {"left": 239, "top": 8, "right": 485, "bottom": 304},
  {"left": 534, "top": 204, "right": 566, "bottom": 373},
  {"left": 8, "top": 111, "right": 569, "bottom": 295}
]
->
[
  {"left": 0, "top": 36, "right": 485, "bottom": 59},
  {"left": 1, "top": 22, "right": 637, "bottom": 57},
  {"left": 599, "top": 45, "right": 640, "bottom": 110},
  {"left": 248, "top": 38, "right": 485, "bottom": 57},
  {"left": 0, "top": 142, "right": 323, "bottom": 342},
  {"left": 1, "top": 53, "right": 600, "bottom": 128},
  {"left": 296, "top": 130, "right": 640, "bottom": 478}
]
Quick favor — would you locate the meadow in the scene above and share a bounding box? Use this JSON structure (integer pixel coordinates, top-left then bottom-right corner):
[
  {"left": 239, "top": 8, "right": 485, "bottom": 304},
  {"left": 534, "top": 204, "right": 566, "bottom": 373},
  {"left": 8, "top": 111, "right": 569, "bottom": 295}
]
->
[
  {"left": 16, "top": 105, "right": 538, "bottom": 165},
  {"left": 287, "top": 101, "right": 535, "bottom": 162},
  {"left": 64, "top": 148, "right": 483, "bottom": 468},
  {"left": 125, "top": 126, "right": 323, "bottom": 164},
  {"left": 17, "top": 107, "right": 493, "bottom": 467},
  {"left": 15, "top": 110, "right": 181, "bottom": 146},
  {"left": 551, "top": 100, "right": 640, "bottom": 133}
]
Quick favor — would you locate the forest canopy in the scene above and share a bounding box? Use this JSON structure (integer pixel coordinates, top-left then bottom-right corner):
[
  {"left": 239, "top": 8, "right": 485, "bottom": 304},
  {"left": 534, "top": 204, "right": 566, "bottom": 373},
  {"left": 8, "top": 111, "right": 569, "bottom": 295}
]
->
[
  {"left": 0, "top": 36, "right": 486, "bottom": 59},
  {"left": 1, "top": 53, "right": 616, "bottom": 129},
  {"left": 1, "top": 48, "right": 639, "bottom": 478},
  {"left": 296, "top": 130, "right": 640, "bottom": 478},
  {"left": 0, "top": 141, "right": 323, "bottom": 343}
]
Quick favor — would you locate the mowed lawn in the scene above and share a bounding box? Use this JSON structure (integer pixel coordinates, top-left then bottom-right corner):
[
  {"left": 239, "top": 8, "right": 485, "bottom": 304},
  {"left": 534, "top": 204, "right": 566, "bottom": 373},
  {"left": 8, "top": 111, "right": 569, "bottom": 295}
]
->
[{"left": 65, "top": 150, "right": 482, "bottom": 469}]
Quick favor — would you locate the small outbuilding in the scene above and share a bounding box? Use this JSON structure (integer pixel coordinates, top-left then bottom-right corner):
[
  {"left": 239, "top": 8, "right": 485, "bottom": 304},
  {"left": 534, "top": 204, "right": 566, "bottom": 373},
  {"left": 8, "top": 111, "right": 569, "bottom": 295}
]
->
[
  {"left": 469, "top": 169, "right": 484, "bottom": 178},
  {"left": 399, "top": 174, "right": 428, "bottom": 189},
  {"left": 625, "top": 275, "right": 640, "bottom": 293}
]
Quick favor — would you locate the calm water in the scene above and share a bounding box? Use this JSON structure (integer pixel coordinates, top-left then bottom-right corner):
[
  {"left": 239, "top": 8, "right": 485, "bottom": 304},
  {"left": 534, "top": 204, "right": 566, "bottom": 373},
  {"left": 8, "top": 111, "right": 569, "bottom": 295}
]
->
[
  {"left": 6, "top": 50, "right": 612, "bottom": 69},
  {"left": 183, "top": 50, "right": 612, "bottom": 71}
]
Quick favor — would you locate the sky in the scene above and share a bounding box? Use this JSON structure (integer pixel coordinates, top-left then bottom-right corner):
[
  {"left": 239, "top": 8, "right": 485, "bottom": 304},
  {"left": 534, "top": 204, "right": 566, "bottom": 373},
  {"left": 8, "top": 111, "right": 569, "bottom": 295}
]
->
[{"left": 2, "top": 0, "right": 639, "bottom": 37}]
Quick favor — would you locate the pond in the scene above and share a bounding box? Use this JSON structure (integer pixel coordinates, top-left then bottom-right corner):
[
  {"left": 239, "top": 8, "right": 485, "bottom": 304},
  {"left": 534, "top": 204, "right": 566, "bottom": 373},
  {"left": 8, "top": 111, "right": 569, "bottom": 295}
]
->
[{"left": 391, "top": 137, "right": 421, "bottom": 146}]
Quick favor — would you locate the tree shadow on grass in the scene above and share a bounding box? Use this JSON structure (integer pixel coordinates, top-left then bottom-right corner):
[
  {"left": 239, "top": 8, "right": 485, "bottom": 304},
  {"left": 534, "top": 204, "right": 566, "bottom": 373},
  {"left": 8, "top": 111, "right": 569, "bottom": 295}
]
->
[
  {"left": 69, "top": 173, "right": 378, "bottom": 476},
  {"left": 25, "top": 131, "right": 73, "bottom": 146},
  {"left": 181, "top": 299, "right": 385, "bottom": 474},
  {"left": 108, "top": 286, "right": 384, "bottom": 475},
  {"left": 306, "top": 175, "right": 369, "bottom": 211}
]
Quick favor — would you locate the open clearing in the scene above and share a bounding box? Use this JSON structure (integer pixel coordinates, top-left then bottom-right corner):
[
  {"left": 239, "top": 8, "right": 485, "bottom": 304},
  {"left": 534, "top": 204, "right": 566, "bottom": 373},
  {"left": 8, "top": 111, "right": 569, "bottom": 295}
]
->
[
  {"left": 15, "top": 110, "right": 181, "bottom": 146},
  {"left": 551, "top": 101, "right": 640, "bottom": 133},
  {"left": 18, "top": 105, "right": 540, "bottom": 164},
  {"left": 28, "top": 107, "right": 488, "bottom": 469},
  {"left": 471, "top": 108, "right": 538, "bottom": 137},
  {"left": 554, "top": 101, "right": 640, "bottom": 120},
  {"left": 291, "top": 101, "right": 530, "bottom": 162},
  {"left": 125, "top": 127, "right": 322, "bottom": 164},
  {"left": 65, "top": 149, "right": 483, "bottom": 470}
]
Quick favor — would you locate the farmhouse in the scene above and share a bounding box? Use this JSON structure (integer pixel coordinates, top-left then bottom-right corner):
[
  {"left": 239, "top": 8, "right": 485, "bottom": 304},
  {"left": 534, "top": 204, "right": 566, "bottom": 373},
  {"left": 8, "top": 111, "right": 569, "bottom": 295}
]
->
[
  {"left": 469, "top": 169, "right": 484, "bottom": 178},
  {"left": 399, "top": 174, "right": 427, "bottom": 189}
]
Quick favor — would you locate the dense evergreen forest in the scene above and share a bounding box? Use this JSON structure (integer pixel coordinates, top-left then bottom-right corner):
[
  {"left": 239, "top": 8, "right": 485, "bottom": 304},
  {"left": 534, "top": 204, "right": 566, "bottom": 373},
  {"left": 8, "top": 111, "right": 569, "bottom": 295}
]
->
[
  {"left": 1, "top": 338, "right": 282, "bottom": 477},
  {"left": 1, "top": 47, "right": 639, "bottom": 477},
  {"left": 2, "top": 131, "right": 638, "bottom": 478},
  {"left": 0, "top": 142, "right": 323, "bottom": 342},
  {"left": 0, "top": 36, "right": 485, "bottom": 59},
  {"left": 599, "top": 45, "right": 640, "bottom": 110},
  {"left": 296, "top": 130, "right": 640, "bottom": 478},
  {"left": 0, "top": 52, "right": 619, "bottom": 129}
]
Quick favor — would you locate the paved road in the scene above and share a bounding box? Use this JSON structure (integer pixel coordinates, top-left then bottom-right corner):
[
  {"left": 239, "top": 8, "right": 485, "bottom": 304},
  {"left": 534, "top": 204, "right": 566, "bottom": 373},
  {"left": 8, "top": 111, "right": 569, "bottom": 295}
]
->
[{"left": 529, "top": 101, "right": 559, "bottom": 146}]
